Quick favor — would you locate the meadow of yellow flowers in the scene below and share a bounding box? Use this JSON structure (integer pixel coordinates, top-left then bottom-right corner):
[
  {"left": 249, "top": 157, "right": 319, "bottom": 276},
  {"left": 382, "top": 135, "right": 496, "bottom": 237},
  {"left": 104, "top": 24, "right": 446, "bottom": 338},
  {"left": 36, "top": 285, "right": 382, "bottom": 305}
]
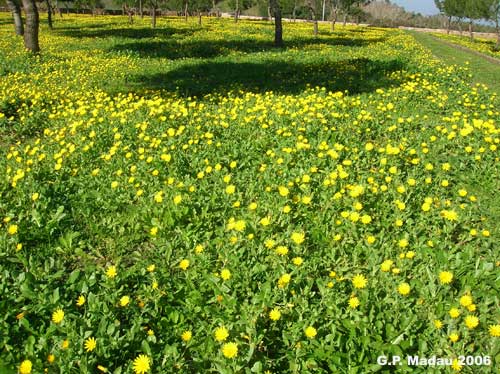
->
[{"left": 0, "top": 13, "right": 499, "bottom": 374}]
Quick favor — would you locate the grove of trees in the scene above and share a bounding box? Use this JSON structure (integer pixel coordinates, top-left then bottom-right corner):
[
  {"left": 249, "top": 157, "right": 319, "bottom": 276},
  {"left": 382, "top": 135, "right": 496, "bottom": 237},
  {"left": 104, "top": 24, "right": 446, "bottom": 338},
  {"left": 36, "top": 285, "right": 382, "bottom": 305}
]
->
[
  {"left": 435, "top": 0, "right": 500, "bottom": 44},
  {"left": 5, "top": 0, "right": 500, "bottom": 53}
]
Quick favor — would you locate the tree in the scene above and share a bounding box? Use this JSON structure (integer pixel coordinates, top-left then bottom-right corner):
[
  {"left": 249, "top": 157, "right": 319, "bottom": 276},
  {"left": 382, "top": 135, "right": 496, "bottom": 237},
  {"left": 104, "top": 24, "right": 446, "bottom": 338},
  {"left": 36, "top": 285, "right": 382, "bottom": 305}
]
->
[
  {"left": 228, "top": 0, "right": 252, "bottom": 22},
  {"left": 45, "top": 0, "right": 53, "bottom": 29},
  {"left": 464, "top": 0, "right": 491, "bottom": 40},
  {"left": 192, "top": 0, "right": 212, "bottom": 24},
  {"left": 20, "top": 0, "right": 40, "bottom": 52},
  {"left": 115, "top": 0, "right": 137, "bottom": 23},
  {"left": 269, "top": 0, "right": 283, "bottom": 46},
  {"left": 146, "top": 0, "right": 160, "bottom": 28},
  {"left": 486, "top": 0, "right": 500, "bottom": 47},
  {"left": 6, "top": 0, "right": 24, "bottom": 36},
  {"left": 330, "top": 0, "right": 340, "bottom": 30},
  {"left": 306, "top": 0, "right": 320, "bottom": 36}
]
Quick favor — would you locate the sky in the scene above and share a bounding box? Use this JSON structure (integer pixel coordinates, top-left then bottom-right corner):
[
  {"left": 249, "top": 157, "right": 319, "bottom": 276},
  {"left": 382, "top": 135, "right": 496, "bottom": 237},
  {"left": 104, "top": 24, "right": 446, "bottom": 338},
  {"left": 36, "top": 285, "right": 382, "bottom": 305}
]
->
[{"left": 391, "top": 0, "right": 440, "bottom": 16}]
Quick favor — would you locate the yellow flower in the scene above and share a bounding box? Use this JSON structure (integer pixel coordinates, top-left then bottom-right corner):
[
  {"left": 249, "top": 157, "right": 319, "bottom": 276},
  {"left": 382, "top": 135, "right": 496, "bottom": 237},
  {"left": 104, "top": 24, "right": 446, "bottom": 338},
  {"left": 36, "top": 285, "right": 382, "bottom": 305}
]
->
[
  {"left": 47, "top": 354, "right": 55, "bottom": 363},
  {"left": 195, "top": 244, "right": 204, "bottom": 253},
  {"left": 449, "top": 308, "right": 460, "bottom": 318},
  {"left": 52, "top": 308, "right": 64, "bottom": 324},
  {"left": 31, "top": 193, "right": 39, "bottom": 201},
  {"left": 132, "top": 354, "right": 151, "bottom": 374},
  {"left": 292, "top": 257, "right": 303, "bottom": 266},
  {"left": 278, "top": 186, "right": 289, "bottom": 197},
  {"left": 220, "top": 269, "right": 231, "bottom": 281},
  {"left": 19, "top": 360, "right": 32, "bottom": 374},
  {"left": 76, "top": 295, "right": 86, "bottom": 306},
  {"left": 398, "top": 239, "right": 408, "bottom": 248},
  {"left": 221, "top": 342, "right": 238, "bottom": 358},
  {"left": 105, "top": 265, "right": 117, "bottom": 278},
  {"left": 181, "top": 330, "right": 192, "bottom": 342},
  {"left": 214, "top": 326, "right": 229, "bottom": 342},
  {"left": 269, "top": 308, "right": 281, "bottom": 321},
  {"left": 489, "top": 324, "right": 500, "bottom": 337},
  {"left": 361, "top": 214, "right": 372, "bottom": 224},
  {"left": 278, "top": 273, "right": 291, "bottom": 288},
  {"left": 248, "top": 202, "right": 258, "bottom": 210},
  {"left": 451, "top": 358, "right": 462, "bottom": 371},
  {"left": 150, "top": 226, "right": 158, "bottom": 236},
  {"left": 380, "top": 260, "right": 393, "bottom": 272},
  {"left": 459, "top": 294, "right": 472, "bottom": 307},
  {"left": 61, "top": 339, "right": 69, "bottom": 349},
  {"left": 291, "top": 232, "right": 305, "bottom": 245},
  {"left": 352, "top": 274, "right": 367, "bottom": 289},
  {"left": 119, "top": 296, "right": 130, "bottom": 307},
  {"left": 464, "top": 315, "right": 479, "bottom": 329},
  {"left": 264, "top": 239, "right": 276, "bottom": 249},
  {"left": 305, "top": 326, "right": 317, "bottom": 339},
  {"left": 348, "top": 296, "right": 360, "bottom": 309},
  {"left": 7, "top": 224, "right": 18, "bottom": 235},
  {"left": 179, "top": 259, "right": 190, "bottom": 270},
  {"left": 366, "top": 235, "right": 376, "bottom": 244},
  {"left": 275, "top": 245, "right": 288, "bottom": 256},
  {"left": 397, "top": 282, "right": 411, "bottom": 296},
  {"left": 441, "top": 210, "right": 458, "bottom": 221},
  {"left": 111, "top": 181, "right": 119, "bottom": 189},
  {"left": 84, "top": 337, "right": 97, "bottom": 352},
  {"left": 259, "top": 216, "right": 271, "bottom": 226},
  {"left": 225, "top": 185, "right": 236, "bottom": 194},
  {"left": 449, "top": 332, "right": 459, "bottom": 342},
  {"left": 173, "top": 195, "right": 182, "bottom": 205},
  {"left": 439, "top": 271, "right": 453, "bottom": 284},
  {"left": 434, "top": 320, "right": 443, "bottom": 329}
]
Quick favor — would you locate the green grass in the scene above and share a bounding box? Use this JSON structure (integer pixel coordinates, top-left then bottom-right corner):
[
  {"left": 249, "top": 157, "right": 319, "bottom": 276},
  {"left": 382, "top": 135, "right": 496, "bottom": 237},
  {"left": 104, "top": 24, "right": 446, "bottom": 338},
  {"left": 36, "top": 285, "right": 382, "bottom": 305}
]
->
[
  {"left": 1, "top": 16, "right": 499, "bottom": 373},
  {"left": 409, "top": 31, "right": 500, "bottom": 95}
]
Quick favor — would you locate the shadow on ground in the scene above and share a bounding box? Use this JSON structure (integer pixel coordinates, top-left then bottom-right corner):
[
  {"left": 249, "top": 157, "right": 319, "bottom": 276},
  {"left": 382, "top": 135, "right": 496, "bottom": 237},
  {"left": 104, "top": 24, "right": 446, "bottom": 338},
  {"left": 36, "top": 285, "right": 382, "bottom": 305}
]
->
[
  {"left": 108, "top": 35, "right": 385, "bottom": 59},
  {"left": 56, "top": 26, "right": 197, "bottom": 39},
  {"left": 128, "top": 57, "right": 406, "bottom": 97}
]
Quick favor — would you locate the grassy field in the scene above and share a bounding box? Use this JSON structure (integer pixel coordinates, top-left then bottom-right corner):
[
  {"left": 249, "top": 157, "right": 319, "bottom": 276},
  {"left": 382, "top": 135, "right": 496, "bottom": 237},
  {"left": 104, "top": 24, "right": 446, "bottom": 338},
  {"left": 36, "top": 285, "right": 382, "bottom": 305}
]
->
[
  {"left": 430, "top": 32, "right": 500, "bottom": 60},
  {"left": 1, "top": 14, "right": 499, "bottom": 374},
  {"left": 410, "top": 31, "right": 500, "bottom": 95}
]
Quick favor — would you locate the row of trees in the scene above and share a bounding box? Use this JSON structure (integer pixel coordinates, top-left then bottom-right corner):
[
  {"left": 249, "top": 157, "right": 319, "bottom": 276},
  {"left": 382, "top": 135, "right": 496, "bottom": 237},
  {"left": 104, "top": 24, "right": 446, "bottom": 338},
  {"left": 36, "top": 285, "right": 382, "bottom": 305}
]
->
[
  {"left": 435, "top": 0, "right": 500, "bottom": 45},
  {"left": 6, "top": 0, "right": 372, "bottom": 51}
]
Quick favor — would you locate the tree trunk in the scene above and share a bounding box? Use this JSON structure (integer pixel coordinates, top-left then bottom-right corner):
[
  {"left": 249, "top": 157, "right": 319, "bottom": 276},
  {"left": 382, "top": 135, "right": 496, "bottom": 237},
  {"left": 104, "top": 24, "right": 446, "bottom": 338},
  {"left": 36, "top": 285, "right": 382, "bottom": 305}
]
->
[
  {"left": 343, "top": 13, "right": 347, "bottom": 26},
  {"left": 308, "top": 2, "right": 317, "bottom": 36},
  {"left": 267, "top": 6, "right": 271, "bottom": 19},
  {"left": 139, "top": 0, "right": 143, "bottom": 18},
  {"left": 198, "top": 10, "right": 201, "bottom": 25},
  {"left": 6, "top": 0, "right": 24, "bottom": 36},
  {"left": 234, "top": 0, "right": 238, "bottom": 22},
  {"left": 151, "top": 6, "right": 156, "bottom": 28},
  {"left": 321, "top": 0, "right": 325, "bottom": 21},
  {"left": 468, "top": 20, "right": 473, "bottom": 41},
  {"left": 446, "top": 15, "right": 451, "bottom": 34},
  {"left": 269, "top": 0, "right": 282, "bottom": 46},
  {"left": 46, "top": 0, "right": 53, "bottom": 29},
  {"left": 184, "top": 1, "right": 188, "bottom": 21},
  {"left": 331, "top": 5, "right": 337, "bottom": 32},
  {"left": 127, "top": 7, "right": 133, "bottom": 24},
  {"left": 496, "top": 18, "right": 500, "bottom": 49},
  {"left": 20, "top": 0, "right": 39, "bottom": 52}
]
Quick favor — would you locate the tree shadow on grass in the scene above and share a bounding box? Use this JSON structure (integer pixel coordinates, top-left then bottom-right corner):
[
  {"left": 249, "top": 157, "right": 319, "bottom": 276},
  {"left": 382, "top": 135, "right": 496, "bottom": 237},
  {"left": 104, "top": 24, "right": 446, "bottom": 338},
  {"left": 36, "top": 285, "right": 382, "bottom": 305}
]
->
[
  {"left": 56, "top": 26, "right": 197, "bottom": 39},
  {"left": 108, "top": 35, "right": 386, "bottom": 59},
  {"left": 128, "top": 57, "right": 406, "bottom": 97}
]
